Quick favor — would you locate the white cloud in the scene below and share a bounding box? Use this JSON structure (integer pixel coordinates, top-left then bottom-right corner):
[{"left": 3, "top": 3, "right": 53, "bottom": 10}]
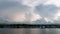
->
[
  {"left": 20, "top": 0, "right": 60, "bottom": 7},
  {"left": 43, "top": 0, "right": 60, "bottom": 7},
  {"left": 28, "top": 13, "right": 42, "bottom": 22},
  {"left": 21, "top": 0, "right": 46, "bottom": 7},
  {"left": 53, "top": 10, "right": 60, "bottom": 21}
]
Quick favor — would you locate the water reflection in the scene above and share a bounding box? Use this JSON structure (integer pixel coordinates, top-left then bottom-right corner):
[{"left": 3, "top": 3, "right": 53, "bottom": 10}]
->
[{"left": 0, "top": 28, "right": 60, "bottom": 34}]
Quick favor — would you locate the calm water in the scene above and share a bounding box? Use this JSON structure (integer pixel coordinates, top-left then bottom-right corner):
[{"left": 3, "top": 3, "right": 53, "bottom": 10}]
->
[{"left": 0, "top": 28, "right": 60, "bottom": 34}]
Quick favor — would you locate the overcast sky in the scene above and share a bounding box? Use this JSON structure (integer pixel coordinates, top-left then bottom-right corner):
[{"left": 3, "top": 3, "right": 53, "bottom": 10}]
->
[{"left": 0, "top": 0, "right": 60, "bottom": 24}]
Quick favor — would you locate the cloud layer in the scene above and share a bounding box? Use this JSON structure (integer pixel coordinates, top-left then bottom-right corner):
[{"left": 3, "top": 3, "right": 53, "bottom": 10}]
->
[{"left": 0, "top": 0, "right": 60, "bottom": 24}]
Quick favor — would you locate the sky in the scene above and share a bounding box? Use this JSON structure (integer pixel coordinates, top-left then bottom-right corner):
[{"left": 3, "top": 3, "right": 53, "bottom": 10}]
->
[{"left": 0, "top": 0, "right": 60, "bottom": 24}]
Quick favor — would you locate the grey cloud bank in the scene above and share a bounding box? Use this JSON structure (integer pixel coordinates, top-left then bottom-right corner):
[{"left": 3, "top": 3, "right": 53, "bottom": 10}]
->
[{"left": 36, "top": 4, "right": 60, "bottom": 23}]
